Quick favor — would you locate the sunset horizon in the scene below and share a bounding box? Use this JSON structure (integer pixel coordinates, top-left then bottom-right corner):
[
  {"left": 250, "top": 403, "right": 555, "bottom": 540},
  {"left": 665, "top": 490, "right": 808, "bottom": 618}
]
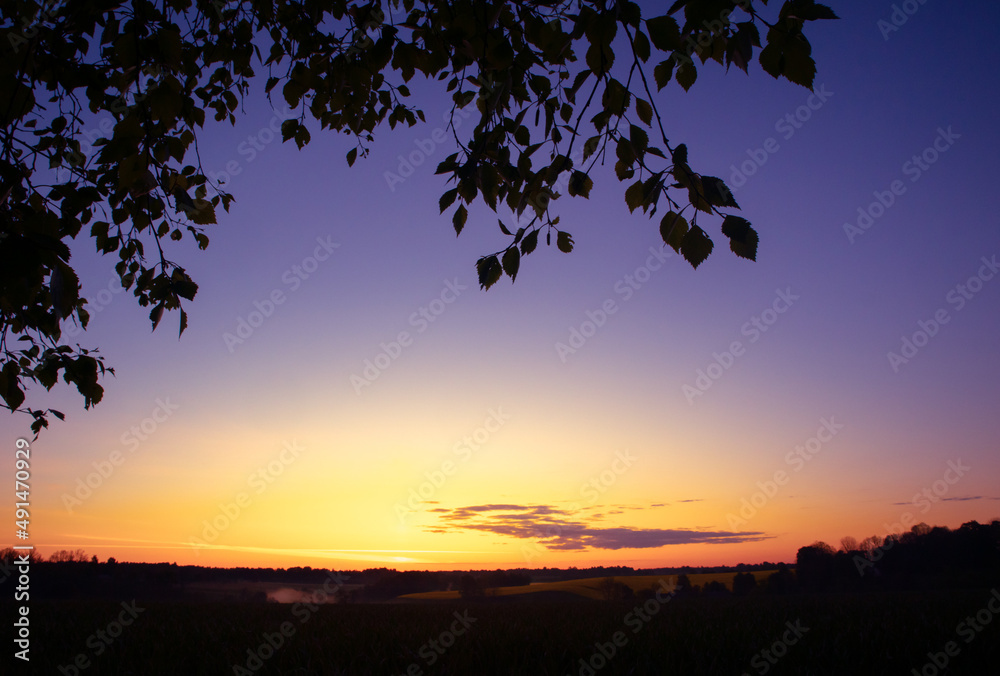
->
[
  {"left": 3, "top": 0, "right": 1000, "bottom": 672},
  {"left": 29, "top": 513, "right": 1000, "bottom": 573}
]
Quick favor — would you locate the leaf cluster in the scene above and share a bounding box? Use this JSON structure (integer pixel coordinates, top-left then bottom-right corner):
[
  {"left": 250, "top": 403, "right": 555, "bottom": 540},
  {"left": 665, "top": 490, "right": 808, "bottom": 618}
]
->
[{"left": 0, "top": 0, "right": 835, "bottom": 429}]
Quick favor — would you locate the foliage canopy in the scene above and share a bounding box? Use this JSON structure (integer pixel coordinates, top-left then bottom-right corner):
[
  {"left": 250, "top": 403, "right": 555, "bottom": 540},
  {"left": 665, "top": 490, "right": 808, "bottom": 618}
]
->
[{"left": 0, "top": 0, "right": 836, "bottom": 431}]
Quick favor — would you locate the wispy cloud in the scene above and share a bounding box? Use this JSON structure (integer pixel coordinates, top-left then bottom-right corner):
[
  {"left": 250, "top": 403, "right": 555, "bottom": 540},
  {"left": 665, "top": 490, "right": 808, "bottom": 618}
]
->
[
  {"left": 430, "top": 504, "right": 770, "bottom": 551},
  {"left": 891, "top": 496, "right": 1000, "bottom": 506}
]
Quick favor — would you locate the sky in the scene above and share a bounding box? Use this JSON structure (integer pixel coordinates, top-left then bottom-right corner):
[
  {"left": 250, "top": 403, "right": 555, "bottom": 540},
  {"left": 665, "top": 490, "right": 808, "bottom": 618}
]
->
[{"left": 3, "top": 0, "right": 1000, "bottom": 571}]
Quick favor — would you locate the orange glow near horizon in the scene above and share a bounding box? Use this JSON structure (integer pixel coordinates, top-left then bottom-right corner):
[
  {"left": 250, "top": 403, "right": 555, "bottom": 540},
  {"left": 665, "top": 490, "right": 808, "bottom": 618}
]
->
[
  {"left": 8, "top": 62, "right": 1000, "bottom": 574},
  {"left": 22, "top": 382, "right": 1000, "bottom": 572}
]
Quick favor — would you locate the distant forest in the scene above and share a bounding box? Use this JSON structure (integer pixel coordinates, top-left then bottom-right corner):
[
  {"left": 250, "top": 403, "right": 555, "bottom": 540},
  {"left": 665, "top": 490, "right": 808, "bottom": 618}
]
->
[{"left": 3, "top": 520, "right": 997, "bottom": 602}]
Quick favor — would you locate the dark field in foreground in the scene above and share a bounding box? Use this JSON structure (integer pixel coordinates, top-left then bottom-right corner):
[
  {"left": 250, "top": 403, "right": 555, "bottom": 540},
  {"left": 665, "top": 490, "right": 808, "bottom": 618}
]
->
[{"left": 13, "top": 590, "right": 1000, "bottom": 675}]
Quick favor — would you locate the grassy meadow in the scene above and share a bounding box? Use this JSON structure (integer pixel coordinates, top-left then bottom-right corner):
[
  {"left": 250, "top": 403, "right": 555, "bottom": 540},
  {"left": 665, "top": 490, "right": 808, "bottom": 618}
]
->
[
  {"left": 400, "top": 572, "right": 753, "bottom": 600},
  {"left": 13, "top": 588, "right": 999, "bottom": 675}
]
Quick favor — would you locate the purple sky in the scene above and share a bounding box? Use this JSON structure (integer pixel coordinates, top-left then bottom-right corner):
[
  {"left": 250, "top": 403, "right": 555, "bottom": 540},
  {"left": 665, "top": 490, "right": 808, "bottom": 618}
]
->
[{"left": 7, "top": 0, "right": 1000, "bottom": 569}]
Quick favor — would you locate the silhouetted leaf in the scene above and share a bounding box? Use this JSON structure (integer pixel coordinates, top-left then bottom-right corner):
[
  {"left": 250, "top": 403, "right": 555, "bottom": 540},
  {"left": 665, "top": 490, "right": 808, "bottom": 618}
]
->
[
  {"left": 730, "top": 227, "right": 758, "bottom": 261},
  {"left": 586, "top": 42, "right": 614, "bottom": 75},
  {"left": 654, "top": 58, "right": 675, "bottom": 90},
  {"left": 521, "top": 229, "right": 539, "bottom": 255},
  {"left": 556, "top": 231, "right": 574, "bottom": 253},
  {"left": 616, "top": 137, "right": 636, "bottom": 167},
  {"left": 722, "top": 215, "right": 758, "bottom": 260},
  {"left": 702, "top": 176, "right": 739, "bottom": 208},
  {"left": 721, "top": 215, "right": 751, "bottom": 241},
  {"left": 501, "top": 247, "right": 520, "bottom": 281},
  {"left": 646, "top": 15, "right": 681, "bottom": 52},
  {"left": 476, "top": 255, "right": 503, "bottom": 290},
  {"left": 150, "top": 304, "right": 164, "bottom": 331},
  {"left": 688, "top": 177, "right": 714, "bottom": 214},
  {"left": 681, "top": 225, "right": 713, "bottom": 268},
  {"left": 453, "top": 204, "right": 468, "bottom": 236},
  {"left": 632, "top": 29, "right": 651, "bottom": 63},
  {"left": 625, "top": 180, "right": 644, "bottom": 213},
  {"left": 2, "top": 366, "right": 25, "bottom": 411},
  {"left": 630, "top": 125, "right": 649, "bottom": 155},
  {"left": 782, "top": 46, "right": 816, "bottom": 89},
  {"left": 636, "top": 98, "right": 653, "bottom": 125},
  {"left": 758, "top": 43, "right": 782, "bottom": 79},
  {"left": 781, "top": 1, "right": 839, "bottom": 21},
  {"left": 659, "top": 211, "right": 689, "bottom": 252},
  {"left": 568, "top": 171, "right": 593, "bottom": 198},
  {"left": 171, "top": 269, "right": 198, "bottom": 301},
  {"left": 439, "top": 188, "right": 458, "bottom": 213},
  {"left": 676, "top": 61, "right": 697, "bottom": 91}
]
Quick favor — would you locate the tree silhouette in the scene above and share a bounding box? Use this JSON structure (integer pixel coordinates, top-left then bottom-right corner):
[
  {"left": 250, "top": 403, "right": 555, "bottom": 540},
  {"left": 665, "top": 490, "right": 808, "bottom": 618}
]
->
[
  {"left": 0, "top": 0, "right": 837, "bottom": 430},
  {"left": 764, "top": 562, "right": 793, "bottom": 594},
  {"left": 731, "top": 571, "right": 757, "bottom": 595},
  {"left": 797, "top": 522, "right": 1000, "bottom": 592},
  {"left": 458, "top": 573, "right": 484, "bottom": 599},
  {"left": 702, "top": 579, "right": 729, "bottom": 596},
  {"left": 597, "top": 575, "right": 633, "bottom": 600},
  {"left": 48, "top": 548, "right": 88, "bottom": 562}
]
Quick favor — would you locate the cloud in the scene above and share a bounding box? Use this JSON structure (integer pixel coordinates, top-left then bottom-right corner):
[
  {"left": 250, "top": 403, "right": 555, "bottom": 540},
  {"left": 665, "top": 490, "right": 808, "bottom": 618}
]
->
[
  {"left": 891, "top": 496, "right": 1000, "bottom": 506},
  {"left": 431, "top": 503, "right": 770, "bottom": 551}
]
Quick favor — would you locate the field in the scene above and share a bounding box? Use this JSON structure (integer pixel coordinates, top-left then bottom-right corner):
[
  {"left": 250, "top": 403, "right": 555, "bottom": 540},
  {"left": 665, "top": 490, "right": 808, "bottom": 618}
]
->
[
  {"left": 400, "top": 572, "right": 758, "bottom": 600},
  {"left": 13, "top": 588, "right": 1000, "bottom": 675}
]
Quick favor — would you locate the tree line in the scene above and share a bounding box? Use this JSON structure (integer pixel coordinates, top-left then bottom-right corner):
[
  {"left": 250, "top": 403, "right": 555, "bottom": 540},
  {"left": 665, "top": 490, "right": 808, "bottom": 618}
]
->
[{"left": 5, "top": 520, "right": 996, "bottom": 601}]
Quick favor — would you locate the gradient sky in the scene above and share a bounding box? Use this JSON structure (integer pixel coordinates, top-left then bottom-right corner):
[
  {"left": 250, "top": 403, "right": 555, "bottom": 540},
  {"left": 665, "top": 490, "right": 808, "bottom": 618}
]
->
[{"left": 4, "top": 0, "right": 1000, "bottom": 571}]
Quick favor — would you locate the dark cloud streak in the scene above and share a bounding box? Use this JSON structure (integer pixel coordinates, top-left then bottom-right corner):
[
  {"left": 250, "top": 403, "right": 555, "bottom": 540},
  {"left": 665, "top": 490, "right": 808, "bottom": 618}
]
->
[{"left": 430, "top": 503, "right": 770, "bottom": 551}]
